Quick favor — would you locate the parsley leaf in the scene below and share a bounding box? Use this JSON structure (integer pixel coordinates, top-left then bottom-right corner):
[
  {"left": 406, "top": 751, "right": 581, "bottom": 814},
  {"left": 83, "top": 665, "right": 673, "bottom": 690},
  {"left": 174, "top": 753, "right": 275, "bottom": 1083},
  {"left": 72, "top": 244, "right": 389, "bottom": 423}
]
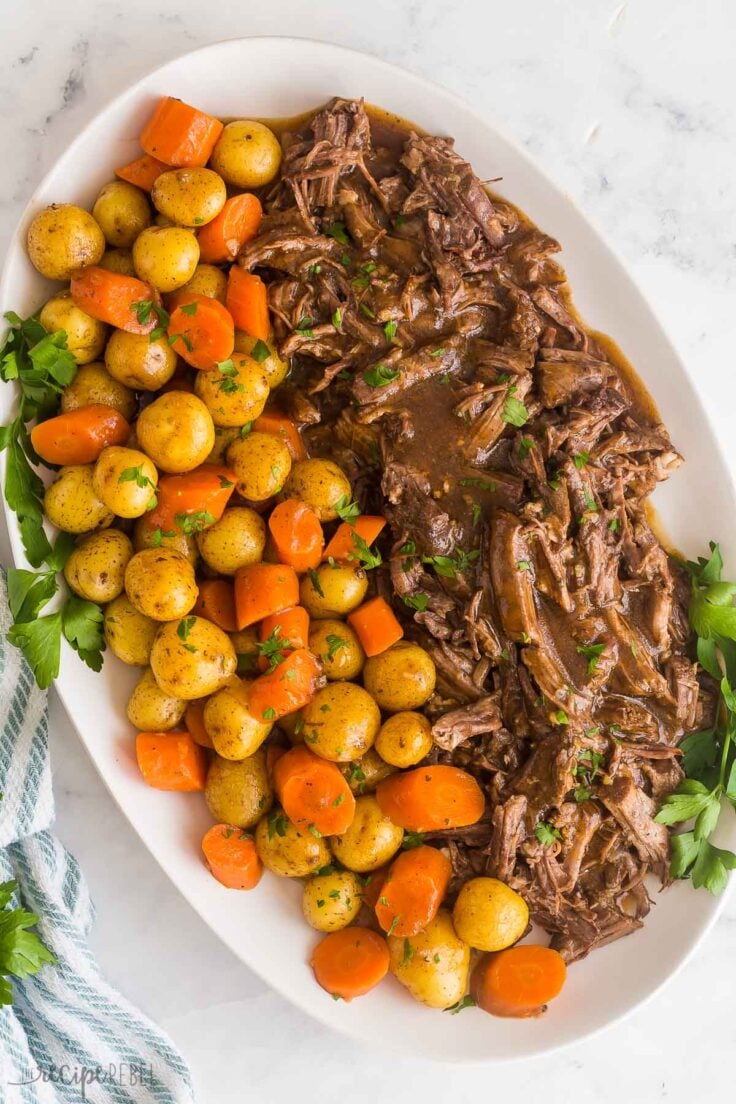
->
[
  {"left": 383, "top": 319, "right": 398, "bottom": 343},
  {"left": 250, "top": 339, "right": 271, "bottom": 363},
  {"left": 333, "top": 495, "right": 361, "bottom": 525},
  {"left": 363, "top": 363, "right": 400, "bottom": 389},
  {"left": 501, "top": 386, "right": 529, "bottom": 427},
  {"left": 257, "top": 626, "right": 289, "bottom": 673},
  {"left": 445, "top": 996, "right": 476, "bottom": 1014},
  {"left": 534, "top": 821, "right": 562, "bottom": 846},
  {"left": 325, "top": 222, "right": 350, "bottom": 246},
  {"left": 175, "top": 510, "right": 215, "bottom": 535},
  {"left": 325, "top": 634, "right": 347, "bottom": 661},
  {"left": 576, "top": 641, "right": 606, "bottom": 674},
  {"left": 403, "top": 593, "right": 429, "bottom": 612},
  {"left": 0, "top": 880, "right": 56, "bottom": 1005}
]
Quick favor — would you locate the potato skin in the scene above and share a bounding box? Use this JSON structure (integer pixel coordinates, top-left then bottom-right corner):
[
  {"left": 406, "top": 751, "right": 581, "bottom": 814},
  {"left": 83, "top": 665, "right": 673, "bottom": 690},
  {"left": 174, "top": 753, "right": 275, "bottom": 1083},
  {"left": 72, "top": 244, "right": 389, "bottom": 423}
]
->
[
  {"left": 302, "top": 870, "right": 363, "bottom": 931},
  {"left": 452, "top": 877, "right": 529, "bottom": 953},
  {"left": 92, "top": 180, "right": 151, "bottom": 248},
  {"left": 299, "top": 563, "right": 368, "bottom": 619},
  {"left": 152, "top": 167, "right": 227, "bottom": 227},
  {"left": 27, "top": 203, "right": 105, "bottom": 280},
  {"left": 103, "top": 593, "right": 158, "bottom": 666},
  {"left": 282, "top": 459, "right": 351, "bottom": 522},
  {"left": 226, "top": 432, "right": 291, "bottom": 502},
  {"left": 210, "top": 121, "right": 282, "bottom": 189},
  {"left": 330, "top": 795, "right": 404, "bottom": 873},
  {"left": 233, "top": 332, "right": 288, "bottom": 388},
  {"left": 61, "top": 362, "right": 136, "bottom": 420},
  {"left": 389, "top": 909, "right": 470, "bottom": 1009},
  {"left": 375, "top": 711, "right": 433, "bottom": 768},
  {"left": 44, "top": 465, "right": 113, "bottom": 534},
  {"left": 207, "top": 425, "right": 240, "bottom": 464},
  {"left": 149, "top": 615, "right": 236, "bottom": 699},
  {"left": 132, "top": 226, "right": 200, "bottom": 293},
  {"left": 194, "top": 354, "right": 269, "bottom": 428},
  {"left": 195, "top": 506, "right": 266, "bottom": 575},
  {"left": 255, "top": 807, "right": 330, "bottom": 876},
  {"left": 301, "top": 682, "right": 380, "bottom": 763},
  {"left": 126, "top": 667, "right": 186, "bottom": 731},
  {"left": 39, "top": 292, "right": 107, "bottom": 365},
  {"left": 173, "top": 263, "right": 228, "bottom": 304},
  {"left": 308, "top": 619, "right": 365, "bottom": 680},
  {"left": 105, "top": 329, "right": 177, "bottom": 391},
  {"left": 205, "top": 750, "right": 273, "bottom": 829},
  {"left": 124, "top": 548, "right": 198, "bottom": 621},
  {"left": 340, "top": 748, "right": 396, "bottom": 795},
  {"left": 228, "top": 626, "right": 260, "bottom": 676},
  {"left": 363, "top": 642, "right": 437, "bottom": 712},
  {"left": 136, "top": 391, "right": 215, "bottom": 473},
  {"left": 133, "top": 516, "right": 199, "bottom": 566},
  {"left": 203, "top": 677, "right": 272, "bottom": 759},
  {"left": 98, "top": 248, "right": 136, "bottom": 276},
  {"left": 63, "top": 528, "right": 133, "bottom": 603},
  {"left": 93, "top": 446, "right": 159, "bottom": 519}
]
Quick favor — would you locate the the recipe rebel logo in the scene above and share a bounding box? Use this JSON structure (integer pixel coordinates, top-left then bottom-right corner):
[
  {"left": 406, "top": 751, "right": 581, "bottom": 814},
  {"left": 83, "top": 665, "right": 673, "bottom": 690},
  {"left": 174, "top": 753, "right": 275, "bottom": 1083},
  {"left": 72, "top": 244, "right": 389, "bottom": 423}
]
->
[{"left": 8, "top": 1061, "right": 155, "bottom": 1099}]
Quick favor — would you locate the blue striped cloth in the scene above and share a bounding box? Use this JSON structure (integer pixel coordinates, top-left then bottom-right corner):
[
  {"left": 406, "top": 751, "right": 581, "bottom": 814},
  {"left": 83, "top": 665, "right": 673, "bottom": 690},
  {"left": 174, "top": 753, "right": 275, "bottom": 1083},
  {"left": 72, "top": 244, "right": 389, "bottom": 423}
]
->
[{"left": 0, "top": 571, "right": 195, "bottom": 1103}]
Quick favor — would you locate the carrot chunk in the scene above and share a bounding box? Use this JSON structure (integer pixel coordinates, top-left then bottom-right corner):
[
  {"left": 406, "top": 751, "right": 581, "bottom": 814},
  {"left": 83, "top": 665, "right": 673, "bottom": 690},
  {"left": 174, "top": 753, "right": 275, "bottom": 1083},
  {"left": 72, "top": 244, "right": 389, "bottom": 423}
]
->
[
  {"left": 247, "top": 649, "right": 321, "bottom": 722},
  {"left": 151, "top": 463, "right": 236, "bottom": 534},
  {"left": 115, "top": 153, "right": 168, "bottom": 192},
  {"left": 252, "top": 408, "right": 306, "bottom": 460},
  {"left": 233, "top": 563, "right": 300, "bottom": 629},
  {"left": 197, "top": 194, "right": 263, "bottom": 264},
  {"left": 274, "top": 746, "right": 355, "bottom": 835},
  {"left": 268, "top": 499, "right": 324, "bottom": 572},
  {"left": 374, "top": 845, "right": 452, "bottom": 937},
  {"left": 376, "top": 765, "right": 486, "bottom": 832},
  {"left": 310, "top": 928, "right": 390, "bottom": 1001},
  {"left": 30, "top": 404, "right": 129, "bottom": 466},
  {"left": 226, "top": 268, "right": 270, "bottom": 340},
  {"left": 258, "top": 606, "right": 310, "bottom": 670},
  {"left": 135, "top": 731, "right": 207, "bottom": 791},
  {"left": 202, "top": 824, "right": 262, "bottom": 890},
  {"left": 192, "top": 579, "right": 238, "bottom": 632},
  {"left": 471, "top": 945, "right": 567, "bottom": 1018},
  {"left": 167, "top": 295, "right": 235, "bottom": 370},
  {"left": 184, "top": 701, "right": 213, "bottom": 749},
  {"left": 348, "top": 596, "right": 403, "bottom": 657},
  {"left": 70, "top": 267, "right": 158, "bottom": 333},
  {"left": 140, "top": 96, "right": 223, "bottom": 167},
  {"left": 322, "top": 516, "right": 386, "bottom": 563}
]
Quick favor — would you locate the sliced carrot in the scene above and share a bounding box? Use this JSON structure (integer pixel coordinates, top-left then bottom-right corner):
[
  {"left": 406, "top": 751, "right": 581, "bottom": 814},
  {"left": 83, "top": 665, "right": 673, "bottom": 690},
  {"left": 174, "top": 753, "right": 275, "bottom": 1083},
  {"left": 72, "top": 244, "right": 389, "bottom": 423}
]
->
[
  {"left": 348, "top": 597, "right": 403, "bottom": 658},
  {"left": 323, "top": 516, "right": 386, "bottom": 563},
  {"left": 226, "top": 268, "right": 270, "bottom": 340},
  {"left": 470, "top": 945, "right": 567, "bottom": 1018},
  {"left": 247, "top": 648, "right": 321, "bottom": 722},
  {"left": 70, "top": 267, "right": 158, "bottom": 333},
  {"left": 155, "top": 463, "right": 236, "bottom": 532},
  {"left": 374, "top": 845, "right": 452, "bottom": 937},
  {"left": 30, "top": 404, "right": 129, "bottom": 466},
  {"left": 376, "top": 765, "right": 486, "bottom": 832},
  {"left": 233, "top": 563, "right": 300, "bottom": 629},
  {"left": 310, "top": 928, "right": 389, "bottom": 1001},
  {"left": 140, "top": 96, "right": 223, "bottom": 167},
  {"left": 185, "top": 701, "right": 213, "bottom": 749},
  {"left": 193, "top": 579, "right": 238, "bottom": 632},
  {"left": 202, "top": 824, "right": 262, "bottom": 890},
  {"left": 360, "top": 867, "right": 389, "bottom": 912},
  {"left": 274, "top": 745, "right": 355, "bottom": 835},
  {"left": 168, "top": 295, "right": 235, "bottom": 370},
  {"left": 115, "top": 152, "right": 168, "bottom": 192},
  {"left": 135, "top": 731, "right": 207, "bottom": 791},
  {"left": 258, "top": 606, "right": 310, "bottom": 671},
  {"left": 197, "top": 194, "right": 263, "bottom": 264},
  {"left": 253, "top": 408, "right": 306, "bottom": 460},
  {"left": 268, "top": 499, "right": 324, "bottom": 573}
]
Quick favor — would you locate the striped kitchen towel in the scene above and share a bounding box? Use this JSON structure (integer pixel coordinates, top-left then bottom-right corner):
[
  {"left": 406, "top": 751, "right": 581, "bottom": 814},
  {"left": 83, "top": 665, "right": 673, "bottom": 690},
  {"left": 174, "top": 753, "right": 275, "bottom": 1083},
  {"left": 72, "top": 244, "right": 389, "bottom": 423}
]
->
[{"left": 0, "top": 570, "right": 195, "bottom": 1103}]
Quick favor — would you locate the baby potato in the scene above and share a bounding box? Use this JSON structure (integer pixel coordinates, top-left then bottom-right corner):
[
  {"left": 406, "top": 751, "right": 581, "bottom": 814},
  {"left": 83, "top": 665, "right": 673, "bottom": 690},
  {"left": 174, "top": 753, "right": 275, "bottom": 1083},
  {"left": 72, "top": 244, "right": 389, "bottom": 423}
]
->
[
  {"left": 389, "top": 909, "right": 470, "bottom": 1009},
  {"left": 375, "top": 711, "right": 433, "bottom": 768},
  {"left": 299, "top": 563, "right": 368, "bottom": 619},
  {"left": 152, "top": 167, "right": 226, "bottom": 227},
  {"left": 194, "top": 354, "right": 269, "bottom": 428},
  {"left": 196, "top": 506, "right": 266, "bottom": 575},
  {"left": 210, "top": 121, "right": 282, "bottom": 189},
  {"left": 308, "top": 619, "right": 365, "bottom": 680},
  {"left": 227, "top": 432, "right": 291, "bottom": 502},
  {"left": 302, "top": 870, "right": 364, "bottom": 932},
  {"left": 363, "top": 642, "right": 437, "bottom": 712},
  {"left": 229, "top": 626, "right": 261, "bottom": 676},
  {"left": 39, "top": 291, "right": 107, "bottom": 365},
  {"left": 60, "top": 362, "right": 136, "bottom": 420},
  {"left": 452, "top": 877, "right": 529, "bottom": 953},
  {"left": 125, "top": 548, "right": 198, "bottom": 621},
  {"left": 233, "top": 332, "right": 288, "bottom": 388},
  {"left": 255, "top": 807, "right": 330, "bottom": 877},
  {"left": 173, "top": 263, "right": 228, "bottom": 304},
  {"left": 63, "top": 528, "right": 133, "bottom": 603},
  {"left": 92, "top": 446, "right": 158, "bottom": 519},
  {"left": 27, "top": 203, "right": 105, "bottom": 280},
  {"left": 301, "top": 682, "right": 380, "bottom": 763},
  {"left": 44, "top": 465, "right": 113, "bottom": 534},
  {"left": 283, "top": 459, "right": 352, "bottom": 522},
  {"left": 132, "top": 226, "right": 200, "bottom": 293},
  {"left": 92, "top": 180, "right": 151, "bottom": 247},
  {"left": 103, "top": 593, "right": 158, "bottom": 666},
  {"left": 136, "top": 391, "right": 215, "bottom": 473},
  {"left": 330, "top": 795, "right": 404, "bottom": 873},
  {"left": 207, "top": 425, "right": 240, "bottom": 464},
  {"left": 205, "top": 751, "right": 274, "bottom": 829},
  {"left": 203, "top": 676, "right": 272, "bottom": 759},
  {"left": 340, "top": 748, "right": 396, "bottom": 795},
  {"left": 98, "top": 248, "right": 136, "bottom": 276},
  {"left": 133, "top": 516, "right": 199, "bottom": 566},
  {"left": 150, "top": 615, "right": 236, "bottom": 699},
  {"left": 105, "top": 329, "right": 177, "bottom": 391},
  {"left": 126, "top": 667, "right": 186, "bottom": 731}
]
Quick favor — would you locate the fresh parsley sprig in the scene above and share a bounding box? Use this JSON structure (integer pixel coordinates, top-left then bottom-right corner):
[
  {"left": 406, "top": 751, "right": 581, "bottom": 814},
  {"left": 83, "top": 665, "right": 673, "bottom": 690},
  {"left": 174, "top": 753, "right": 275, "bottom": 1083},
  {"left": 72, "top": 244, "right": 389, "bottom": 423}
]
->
[{"left": 0, "top": 879, "right": 56, "bottom": 1005}]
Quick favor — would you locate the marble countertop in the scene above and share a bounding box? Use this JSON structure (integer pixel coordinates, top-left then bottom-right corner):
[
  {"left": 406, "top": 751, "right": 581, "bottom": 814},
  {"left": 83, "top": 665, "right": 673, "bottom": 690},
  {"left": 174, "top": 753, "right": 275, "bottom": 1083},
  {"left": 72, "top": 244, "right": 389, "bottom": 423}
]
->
[{"left": 2, "top": 0, "right": 735, "bottom": 1100}]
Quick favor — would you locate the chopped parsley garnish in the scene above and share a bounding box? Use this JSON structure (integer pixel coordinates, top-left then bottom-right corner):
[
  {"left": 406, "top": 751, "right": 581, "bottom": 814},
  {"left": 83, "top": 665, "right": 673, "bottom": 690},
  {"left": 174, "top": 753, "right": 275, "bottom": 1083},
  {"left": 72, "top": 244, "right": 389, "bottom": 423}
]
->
[
  {"left": 401, "top": 832, "right": 426, "bottom": 850},
  {"left": 333, "top": 495, "right": 361, "bottom": 525},
  {"left": 175, "top": 510, "right": 216, "bottom": 535},
  {"left": 501, "top": 386, "right": 529, "bottom": 427},
  {"left": 460, "top": 477, "right": 497, "bottom": 493},
  {"left": 534, "top": 821, "right": 562, "bottom": 846},
  {"left": 576, "top": 641, "right": 606, "bottom": 674},
  {"left": 403, "top": 593, "right": 429, "bottom": 612},
  {"left": 445, "top": 996, "right": 476, "bottom": 1014},
  {"left": 257, "top": 626, "right": 288, "bottom": 673},
  {"left": 422, "top": 548, "right": 480, "bottom": 579},
  {"left": 325, "top": 222, "right": 350, "bottom": 246},
  {"left": 307, "top": 568, "right": 324, "bottom": 597},
  {"left": 573, "top": 451, "right": 590, "bottom": 469},
  {"left": 325, "top": 634, "right": 347, "bottom": 661},
  {"left": 383, "top": 319, "right": 398, "bottom": 343}
]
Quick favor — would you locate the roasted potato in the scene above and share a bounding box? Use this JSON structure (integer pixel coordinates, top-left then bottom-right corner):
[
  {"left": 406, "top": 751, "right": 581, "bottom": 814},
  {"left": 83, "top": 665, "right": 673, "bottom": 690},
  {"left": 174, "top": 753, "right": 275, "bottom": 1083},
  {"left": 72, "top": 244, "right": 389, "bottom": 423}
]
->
[
  {"left": 389, "top": 910, "right": 470, "bottom": 1009},
  {"left": 124, "top": 548, "right": 198, "bottom": 621},
  {"left": 207, "top": 425, "right": 240, "bottom": 464},
  {"left": 92, "top": 446, "right": 158, "bottom": 519},
  {"left": 63, "top": 528, "right": 133, "bottom": 603},
  {"left": 103, "top": 593, "right": 159, "bottom": 666},
  {"left": 203, "top": 676, "right": 272, "bottom": 760},
  {"left": 174, "top": 263, "right": 227, "bottom": 304},
  {"left": 301, "top": 682, "right": 380, "bottom": 762},
  {"left": 39, "top": 291, "right": 107, "bottom": 365},
  {"left": 340, "top": 748, "right": 396, "bottom": 794},
  {"left": 282, "top": 459, "right": 352, "bottom": 522},
  {"left": 151, "top": 167, "right": 227, "bottom": 227},
  {"left": 194, "top": 354, "right": 270, "bottom": 428},
  {"left": 226, "top": 431, "right": 291, "bottom": 502},
  {"left": 302, "top": 870, "right": 363, "bottom": 932},
  {"left": 27, "top": 203, "right": 104, "bottom": 280},
  {"left": 205, "top": 749, "right": 273, "bottom": 829},
  {"left": 126, "top": 667, "right": 187, "bottom": 731},
  {"left": 92, "top": 180, "right": 151, "bottom": 247},
  {"left": 132, "top": 226, "right": 200, "bottom": 293},
  {"left": 330, "top": 795, "right": 404, "bottom": 873},
  {"left": 233, "top": 332, "right": 288, "bottom": 388},
  {"left": 44, "top": 465, "right": 113, "bottom": 534},
  {"left": 60, "top": 362, "right": 136, "bottom": 420},
  {"left": 195, "top": 506, "right": 266, "bottom": 575},
  {"left": 375, "top": 711, "right": 433, "bottom": 768},
  {"left": 255, "top": 807, "right": 330, "bottom": 877},
  {"left": 363, "top": 642, "right": 437, "bottom": 712},
  {"left": 452, "top": 877, "right": 529, "bottom": 952},
  {"left": 210, "top": 121, "right": 282, "bottom": 189},
  {"left": 299, "top": 563, "right": 368, "bottom": 619},
  {"left": 136, "top": 391, "right": 215, "bottom": 473},
  {"left": 308, "top": 619, "right": 365, "bottom": 680},
  {"left": 105, "top": 329, "right": 177, "bottom": 391},
  {"left": 149, "top": 615, "right": 236, "bottom": 699},
  {"left": 98, "top": 247, "right": 136, "bottom": 276}
]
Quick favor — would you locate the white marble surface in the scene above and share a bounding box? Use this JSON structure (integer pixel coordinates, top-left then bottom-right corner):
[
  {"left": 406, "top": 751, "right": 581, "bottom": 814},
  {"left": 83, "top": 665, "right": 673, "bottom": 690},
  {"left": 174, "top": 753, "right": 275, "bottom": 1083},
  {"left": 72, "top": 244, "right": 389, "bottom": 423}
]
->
[{"left": 1, "top": 0, "right": 735, "bottom": 1100}]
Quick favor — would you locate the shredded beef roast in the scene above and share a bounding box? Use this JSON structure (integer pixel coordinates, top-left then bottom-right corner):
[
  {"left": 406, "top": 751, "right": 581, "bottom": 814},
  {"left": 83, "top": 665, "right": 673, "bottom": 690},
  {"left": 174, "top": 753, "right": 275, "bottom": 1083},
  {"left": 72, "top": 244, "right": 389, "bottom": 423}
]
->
[{"left": 242, "top": 98, "right": 707, "bottom": 965}]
